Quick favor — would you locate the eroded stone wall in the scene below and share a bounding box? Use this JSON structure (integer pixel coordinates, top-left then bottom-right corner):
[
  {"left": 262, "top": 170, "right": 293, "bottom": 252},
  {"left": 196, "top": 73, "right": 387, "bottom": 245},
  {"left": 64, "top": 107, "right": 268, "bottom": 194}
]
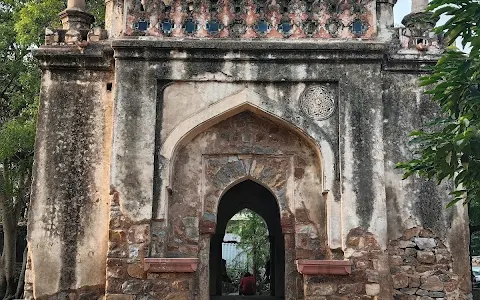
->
[
  {"left": 382, "top": 71, "right": 472, "bottom": 298},
  {"left": 106, "top": 188, "right": 193, "bottom": 300},
  {"left": 28, "top": 24, "right": 472, "bottom": 299},
  {"left": 389, "top": 227, "right": 465, "bottom": 299},
  {"left": 302, "top": 227, "right": 392, "bottom": 300}
]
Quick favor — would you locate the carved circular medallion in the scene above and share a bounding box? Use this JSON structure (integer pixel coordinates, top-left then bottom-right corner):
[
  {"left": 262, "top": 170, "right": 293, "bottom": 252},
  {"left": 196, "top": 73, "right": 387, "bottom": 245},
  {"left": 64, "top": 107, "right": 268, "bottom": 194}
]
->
[{"left": 300, "top": 84, "right": 336, "bottom": 120}]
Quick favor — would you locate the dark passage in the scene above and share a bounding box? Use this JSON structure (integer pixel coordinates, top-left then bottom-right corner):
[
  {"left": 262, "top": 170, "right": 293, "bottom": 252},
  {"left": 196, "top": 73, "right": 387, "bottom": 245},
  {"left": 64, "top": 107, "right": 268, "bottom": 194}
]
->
[{"left": 209, "top": 180, "right": 285, "bottom": 298}]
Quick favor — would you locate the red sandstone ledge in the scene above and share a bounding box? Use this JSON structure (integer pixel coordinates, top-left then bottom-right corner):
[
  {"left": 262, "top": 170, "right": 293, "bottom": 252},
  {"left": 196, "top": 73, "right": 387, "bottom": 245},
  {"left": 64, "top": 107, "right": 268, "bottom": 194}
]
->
[
  {"left": 144, "top": 258, "right": 199, "bottom": 273},
  {"left": 295, "top": 259, "right": 352, "bottom": 275}
]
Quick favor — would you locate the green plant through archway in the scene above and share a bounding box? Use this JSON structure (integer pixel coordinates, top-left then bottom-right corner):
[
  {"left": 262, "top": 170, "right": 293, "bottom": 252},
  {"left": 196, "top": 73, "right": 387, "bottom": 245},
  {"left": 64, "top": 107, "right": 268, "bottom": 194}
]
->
[{"left": 225, "top": 209, "right": 270, "bottom": 283}]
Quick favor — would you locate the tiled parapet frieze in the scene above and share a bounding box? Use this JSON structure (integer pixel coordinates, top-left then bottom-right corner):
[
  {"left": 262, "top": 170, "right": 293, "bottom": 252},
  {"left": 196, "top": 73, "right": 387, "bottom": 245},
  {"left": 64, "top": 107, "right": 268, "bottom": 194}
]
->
[{"left": 124, "top": 0, "right": 377, "bottom": 38}]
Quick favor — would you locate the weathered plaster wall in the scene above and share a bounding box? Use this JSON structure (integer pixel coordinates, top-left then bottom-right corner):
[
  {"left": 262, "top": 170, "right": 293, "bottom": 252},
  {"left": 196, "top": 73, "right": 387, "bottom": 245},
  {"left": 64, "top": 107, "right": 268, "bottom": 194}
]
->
[
  {"left": 382, "top": 70, "right": 472, "bottom": 298},
  {"left": 27, "top": 46, "right": 114, "bottom": 299},
  {"left": 28, "top": 31, "right": 472, "bottom": 299},
  {"left": 111, "top": 39, "right": 390, "bottom": 252},
  {"left": 105, "top": 40, "right": 398, "bottom": 299}
]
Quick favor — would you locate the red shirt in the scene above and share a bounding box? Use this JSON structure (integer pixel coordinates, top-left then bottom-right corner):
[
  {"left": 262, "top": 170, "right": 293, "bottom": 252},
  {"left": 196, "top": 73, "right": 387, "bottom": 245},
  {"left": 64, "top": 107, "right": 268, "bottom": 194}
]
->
[{"left": 239, "top": 275, "right": 256, "bottom": 295}]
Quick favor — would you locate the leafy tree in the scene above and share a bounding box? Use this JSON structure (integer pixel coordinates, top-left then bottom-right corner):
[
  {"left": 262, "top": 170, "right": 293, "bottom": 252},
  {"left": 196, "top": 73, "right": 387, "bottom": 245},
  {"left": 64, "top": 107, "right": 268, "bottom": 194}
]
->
[
  {"left": 396, "top": 0, "right": 480, "bottom": 264},
  {"left": 0, "top": 0, "right": 104, "bottom": 298},
  {"left": 0, "top": 1, "right": 39, "bottom": 298},
  {"left": 226, "top": 209, "right": 270, "bottom": 280}
]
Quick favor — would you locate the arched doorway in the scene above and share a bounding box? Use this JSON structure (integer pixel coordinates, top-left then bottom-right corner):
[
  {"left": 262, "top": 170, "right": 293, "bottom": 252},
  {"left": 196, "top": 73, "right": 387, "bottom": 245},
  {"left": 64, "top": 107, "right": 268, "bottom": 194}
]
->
[
  {"left": 209, "top": 180, "right": 285, "bottom": 298},
  {"left": 164, "top": 111, "right": 327, "bottom": 300}
]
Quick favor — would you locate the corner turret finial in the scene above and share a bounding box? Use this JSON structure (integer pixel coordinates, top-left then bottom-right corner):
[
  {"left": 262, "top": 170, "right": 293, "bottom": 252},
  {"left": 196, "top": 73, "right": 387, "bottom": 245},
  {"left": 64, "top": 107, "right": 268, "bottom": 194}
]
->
[
  {"left": 59, "top": 0, "right": 94, "bottom": 31},
  {"left": 399, "top": 0, "right": 442, "bottom": 52}
]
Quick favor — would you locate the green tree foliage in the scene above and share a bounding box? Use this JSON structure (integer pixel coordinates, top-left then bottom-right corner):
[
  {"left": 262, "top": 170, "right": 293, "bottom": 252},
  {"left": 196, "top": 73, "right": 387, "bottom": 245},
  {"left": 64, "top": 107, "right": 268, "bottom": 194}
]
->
[
  {"left": 226, "top": 210, "right": 270, "bottom": 279},
  {"left": 0, "top": 1, "right": 39, "bottom": 297},
  {"left": 396, "top": 0, "right": 480, "bottom": 256},
  {"left": 0, "top": 0, "right": 104, "bottom": 298},
  {"left": 15, "top": 0, "right": 105, "bottom": 46}
]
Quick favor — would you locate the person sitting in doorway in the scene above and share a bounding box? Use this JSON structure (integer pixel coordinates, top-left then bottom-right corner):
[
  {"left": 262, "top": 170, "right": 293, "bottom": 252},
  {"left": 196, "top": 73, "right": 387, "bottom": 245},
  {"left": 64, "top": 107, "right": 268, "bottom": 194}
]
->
[{"left": 239, "top": 272, "right": 256, "bottom": 296}]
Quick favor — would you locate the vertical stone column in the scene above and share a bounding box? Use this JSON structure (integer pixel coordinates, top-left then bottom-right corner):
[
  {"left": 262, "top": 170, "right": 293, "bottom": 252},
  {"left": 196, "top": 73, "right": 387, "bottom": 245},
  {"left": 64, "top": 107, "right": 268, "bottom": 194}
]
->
[
  {"left": 376, "top": 0, "right": 397, "bottom": 42},
  {"left": 105, "top": 0, "right": 125, "bottom": 38},
  {"left": 198, "top": 232, "right": 212, "bottom": 300},
  {"left": 284, "top": 232, "right": 299, "bottom": 300},
  {"left": 67, "top": 0, "right": 86, "bottom": 10},
  {"left": 29, "top": 44, "right": 114, "bottom": 299},
  {"left": 412, "top": 0, "right": 428, "bottom": 12},
  {"left": 281, "top": 216, "right": 300, "bottom": 300}
]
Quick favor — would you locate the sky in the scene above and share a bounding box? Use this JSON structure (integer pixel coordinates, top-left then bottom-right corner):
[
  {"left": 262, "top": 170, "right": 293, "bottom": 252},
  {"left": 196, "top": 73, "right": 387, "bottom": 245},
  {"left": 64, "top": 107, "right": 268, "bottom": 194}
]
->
[{"left": 393, "top": 0, "right": 412, "bottom": 27}]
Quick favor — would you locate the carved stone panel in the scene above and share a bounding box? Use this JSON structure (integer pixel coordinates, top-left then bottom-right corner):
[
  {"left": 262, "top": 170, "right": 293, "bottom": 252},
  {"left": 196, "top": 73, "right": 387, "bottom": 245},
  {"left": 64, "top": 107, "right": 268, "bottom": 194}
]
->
[{"left": 300, "top": 83, "right": 337, "bottom": 121}]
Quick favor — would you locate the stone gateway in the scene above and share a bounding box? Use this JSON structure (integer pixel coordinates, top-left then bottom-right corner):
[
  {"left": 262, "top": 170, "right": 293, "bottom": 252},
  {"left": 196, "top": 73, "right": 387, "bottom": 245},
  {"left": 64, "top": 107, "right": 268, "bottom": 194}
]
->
[{"left": 27, "top": 0, "right": 472, "bottom": 299}]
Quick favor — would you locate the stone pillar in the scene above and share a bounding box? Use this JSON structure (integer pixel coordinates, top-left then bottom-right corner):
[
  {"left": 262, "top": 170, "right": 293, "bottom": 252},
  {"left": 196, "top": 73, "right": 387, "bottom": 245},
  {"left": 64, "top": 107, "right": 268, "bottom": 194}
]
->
[
  {"left": 412, "top": 0, "right": 428, "bottom": 13},
  {"left": 376, "top": 0, "right": 397, "bottom": 42},
  {"left": 67, "top": 0, "right": 86, "bottom": 10},
  {"left": 105, "top": 0, "right": 124, "bottom": 39},
  {"left": 198, "top": 233, "right": 212, "bottom": 300},
  {"left": 29, "top": 44, "right": 114, "bottom": 299}
]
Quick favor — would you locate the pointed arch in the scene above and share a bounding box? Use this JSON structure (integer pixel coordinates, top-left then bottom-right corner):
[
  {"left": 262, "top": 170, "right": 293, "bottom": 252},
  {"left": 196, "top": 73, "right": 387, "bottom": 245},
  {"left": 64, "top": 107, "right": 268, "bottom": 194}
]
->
[
  {"left": 155, "top": 87, "right": 336, "bottom": 224},
  {"left": 216, "top": 179, "right": 282, "bottom": 235}
]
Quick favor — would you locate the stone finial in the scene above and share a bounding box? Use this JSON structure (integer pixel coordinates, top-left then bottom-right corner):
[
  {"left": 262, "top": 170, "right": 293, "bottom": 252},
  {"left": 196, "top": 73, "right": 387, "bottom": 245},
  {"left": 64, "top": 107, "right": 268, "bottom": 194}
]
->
[
  {"left": 411, "top": 0, "right": 428, "bottom": 13},
  {"left": 400, "top": 2, "right": 441, "bottom": 52},
  {"left": 59, "top": 0, "right": 94, "bottom": 31}
]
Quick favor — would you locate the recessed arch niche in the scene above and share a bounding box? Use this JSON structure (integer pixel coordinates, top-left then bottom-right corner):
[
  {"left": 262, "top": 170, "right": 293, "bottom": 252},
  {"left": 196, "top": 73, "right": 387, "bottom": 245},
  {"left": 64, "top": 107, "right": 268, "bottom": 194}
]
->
[{"left": 164, "top": 110, "right": 327, "bottom": 300}]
